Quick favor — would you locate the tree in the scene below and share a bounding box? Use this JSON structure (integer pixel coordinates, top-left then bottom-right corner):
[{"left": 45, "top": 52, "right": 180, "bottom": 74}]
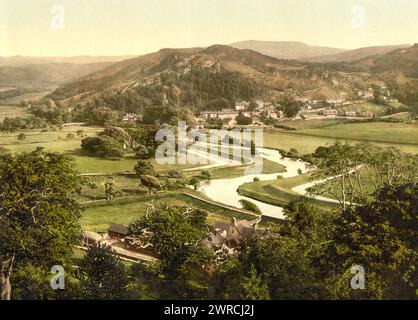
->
[
  {"left": 201, "top": 170, "right": 211, "bottom": 179},
  {"left": 17, "top": 133, "right": 26, "bottom": 141},
  {"left": 81, "top": 136, "right": 124, "bottom": 158},
  {"left": 278, "top": 95, "right": 300, "bottom": 118},
  {"left": 134, "top": 144, "right": 151, "bottom": 159},
  {"left": 139, "top": 175, "right": 162, "bottom": 193},
  {"left": 0, "top": 149, "right": 83, "bottom": 300},
  {"left": 189, "top": 177, "right": 200, "bottom": 190},
  {"left": 240, "top": 265, "right": 270, "bottom": 300},
  {"left": 310, "top": 142, "right": 364, "bottom": 209},
  {"left": 78, "top": 244, "right": 129, "bottom": 299},
  {"left": 129, "top": 204, "right": 209, "bottom": 281},
  {"left": 100, "top": 126, "right": 131, "bottom": 147},
  {"left": 239, "top": 199, "right": 261, "bottom": 215},
  {"left": 311, "top": 142, "right": 418, "bottom": 209},
  {"left": 331, "top": 183, "right": 418, "bottom": 299},
  {"left": 134, "top": 160, "right": 154, "bottom": 176},
  {"left": 236, "top": 111, "right": 252, "bottom": 125},
  {"left": 247, "top": 101, "right": 258, "bottom": 111},
  {"left": 104, "top": 177, "right": 121, "bottom": 201}
]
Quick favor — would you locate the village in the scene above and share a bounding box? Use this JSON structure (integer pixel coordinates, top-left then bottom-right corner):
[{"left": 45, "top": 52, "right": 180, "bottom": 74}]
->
[
  {"left": 120, "top": 87, "right": 399, "bottom": 127},
  {"left": 81, "top": 216, "right": 263, "bottom": 263}
]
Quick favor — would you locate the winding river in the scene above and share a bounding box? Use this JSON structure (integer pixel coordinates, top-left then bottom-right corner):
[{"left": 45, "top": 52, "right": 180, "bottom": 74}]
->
[{"left": 196, "top": 148, "right": 312, "bottom": 220}]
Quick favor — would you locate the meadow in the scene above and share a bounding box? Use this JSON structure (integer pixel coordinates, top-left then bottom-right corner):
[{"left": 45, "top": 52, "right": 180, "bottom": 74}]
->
[
  {"left": 264, "top": 121, "right": 418, "bottom": 154},
  {"left": 0, "top": 104, "right": 30, "bottom": 121},
  {"left": 238, "top": 172, "right": 338, "bottom": 211},
  {"left": 1, "top": 119, "right": 417, "bottom": 233}
]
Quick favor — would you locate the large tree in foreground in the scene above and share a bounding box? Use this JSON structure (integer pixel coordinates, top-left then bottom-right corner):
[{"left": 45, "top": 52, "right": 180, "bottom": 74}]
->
[
  {"left": 129, "top": 204, "right": 212, "bottom": 298},
  {"left": 78, "top": 244, "right": 129, "bottom": 300},
  {"left": 331, "top": 182, "right": 418, "bottom": 299},
  {"left": 0, "top": 148, "right": 83, "bottom": 300}
]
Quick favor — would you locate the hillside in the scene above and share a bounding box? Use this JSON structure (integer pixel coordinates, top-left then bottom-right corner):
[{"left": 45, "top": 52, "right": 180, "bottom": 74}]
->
[
  {"left": 49, "top": 45, "right": 291, "bottom": 107},
  {"left": 0, "top": 59, "right": 127, "bottom": 104},
  {"left": 0, "top": 55, "right": 135, "bottom": 67},
  {"left": 230, "top": 40, "right": 346, "bottom": 60},
  {"left": 45, "top": 44, "right": 418, "bottom": 118},
  {"left": 0, "top": 62, "right": 116, "bottom": 89},
  {"left": 307, "top": 44, "right": 410, "bottom": 62}
]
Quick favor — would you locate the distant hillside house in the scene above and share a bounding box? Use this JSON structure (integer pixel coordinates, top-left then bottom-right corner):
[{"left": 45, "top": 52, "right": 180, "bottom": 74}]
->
[
  {"left": 362, "top": 111, "right": 373, "bottom": 118},
  {"left": 357, "top": 90, "right": 374, "bottom": 100},
  {"left": 209, "top": 217, "right": 262, "bottom": 250},
  {"left": 108, "top": 224, "right": 129, "bottom": 239},
  {"left": 122, "top": 113, "right": 141, "bottom": 124},
  {"left": 62, "top": 122, "right": 86, "bottom": 127},
  {"left": 326, "top": 98, "right": 345, "bottom": 106},
  {"left": 345, "top": 111, "right": 356, "bottom": 117},
  {"left": 322, "top": 108, "right": 338, "bottom": 116},
  {"left": 200, "top": 111, "right": 219, "bottom": 119},
  {"left": 235, "top": 101, "right": 249, "bottom": 111},
  {"left": 218, "top": 109, "right": 239, "bottom": 120}
]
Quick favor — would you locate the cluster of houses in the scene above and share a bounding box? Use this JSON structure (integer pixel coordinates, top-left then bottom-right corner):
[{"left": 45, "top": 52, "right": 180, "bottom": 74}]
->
[
  {"left": 322, "top": 108, "right": 373, "bottom": 118},
  {"left": 195, "top": 100, "right": 283, "bottom": 126},
  {"left": 82, "top": 216, "right": 263, "bottom": 261},
  {"left": 357, "top": 89, "right": 375, "bottom": 100},
  {"left": 121, "top": 113, "right": 142, "bottom": 124}
]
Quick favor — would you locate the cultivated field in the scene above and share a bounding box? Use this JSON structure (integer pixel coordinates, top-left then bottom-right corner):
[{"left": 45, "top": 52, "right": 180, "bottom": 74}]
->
[{"left": 264, "top": 121, "right": 418, "bottom": 154}]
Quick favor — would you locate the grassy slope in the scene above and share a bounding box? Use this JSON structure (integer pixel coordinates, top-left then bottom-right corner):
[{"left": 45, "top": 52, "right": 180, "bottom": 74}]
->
[
  {"left": 0, "top": 105, "right": 31, "bottom": 120},
  {"left": 238, "top": 172, "right": 338, "bottom": 210},
  {"left": 81, "top": 192, "right": 255, "bottom": 232},
  {"left": 264, "top": 121, "right": 418, "bottom": 154}
]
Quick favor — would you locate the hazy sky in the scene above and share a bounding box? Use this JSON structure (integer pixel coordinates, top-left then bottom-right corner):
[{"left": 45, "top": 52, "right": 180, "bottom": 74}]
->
[{"left": 0, "top": 0, "right": 416, "bottom": 56}]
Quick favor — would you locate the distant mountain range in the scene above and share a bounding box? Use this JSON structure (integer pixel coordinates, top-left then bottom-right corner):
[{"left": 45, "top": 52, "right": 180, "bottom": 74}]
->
[
  {"left": 0, "top": 56, "right": 136, "bottom": 100},
  {"left": 230, "top": 40, "right": 345, "bottom": 60},
  {"left": 307, "top": 44, "right": 411, "bottom": 62},
  {"left": 2, "top": 42, "right": 417, "bottom": 111},
  {"left": 230, "top": 40, "right": 411, "bottom": 62},
  {"left": 0, "top": 62, "right": 118, "bottom": 90},
  {"left": 0, "top": 55, "right": 135, "bottom": 67},
  {"left": 44, "top": 43, "right": 418, "bottom": 114}
]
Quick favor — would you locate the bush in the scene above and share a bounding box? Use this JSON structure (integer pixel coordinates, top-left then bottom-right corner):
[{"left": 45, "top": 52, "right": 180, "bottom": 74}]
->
[
  {"left": 17, "top": 133, "right": 26, "bottom": 140},
  {"left": 81, "top": 136, "right": 124, "bottom": 159},
  {"left": 253, "top": 177, "right": 260, "bottom": 182},
  {"left": 201, "top": 170, "right": 211, "bottom": 179},
  {"left": 134, "top": 160, "right": 154, "bottom": 176},
  {"left": 134, "top": 144, "right": 151, "bottom": 159}
]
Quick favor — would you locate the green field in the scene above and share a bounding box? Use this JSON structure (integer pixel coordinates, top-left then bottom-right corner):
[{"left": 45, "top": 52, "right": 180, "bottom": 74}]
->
[
  {"left": 81, "top": 191, "right": 256, "bottom": 232},
  {"left": 238, "top": 172, "right": 338, "bottom": 210},
  {"left": 0, "top": 126, "right": 200, "bottom": 174},
  {"left": 0, "top": 105, "right": 30, "bottom": 121},
  {"left": 2, "top": 120, "right": 417, "bottom": 234},
  {"left": 337, "top": 102, "right": 389, "bottom": 116},
  {"left": 264, "top": 121, "right": 418, "bottom": 154}
]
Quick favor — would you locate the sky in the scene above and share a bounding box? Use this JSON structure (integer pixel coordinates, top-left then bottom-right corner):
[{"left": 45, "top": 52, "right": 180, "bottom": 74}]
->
[{"left": 0, "top": 0, "right": 417, "bottom": 57}]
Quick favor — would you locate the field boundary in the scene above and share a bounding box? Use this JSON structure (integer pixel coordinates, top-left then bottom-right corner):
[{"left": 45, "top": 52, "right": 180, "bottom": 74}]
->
[{"left": 181, "top": 191, "right": 259, "bottom": 218}]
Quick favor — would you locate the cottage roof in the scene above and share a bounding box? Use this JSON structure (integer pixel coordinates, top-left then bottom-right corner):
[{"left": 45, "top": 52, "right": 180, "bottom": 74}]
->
[
  {"left": 82, "top": 231, "right": 103, "bottom": 242},
  {"left": 108, "top": 224, "right": 129, "bottom": 235}
]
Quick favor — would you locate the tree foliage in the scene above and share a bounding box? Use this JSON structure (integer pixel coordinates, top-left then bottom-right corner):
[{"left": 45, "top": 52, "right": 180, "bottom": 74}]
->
[
  {"left": 0, "top": 149, "right": 83, "bottom": 299},
  {"left": 78, "top": 244, "right": 129, "bottom": 299}
]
